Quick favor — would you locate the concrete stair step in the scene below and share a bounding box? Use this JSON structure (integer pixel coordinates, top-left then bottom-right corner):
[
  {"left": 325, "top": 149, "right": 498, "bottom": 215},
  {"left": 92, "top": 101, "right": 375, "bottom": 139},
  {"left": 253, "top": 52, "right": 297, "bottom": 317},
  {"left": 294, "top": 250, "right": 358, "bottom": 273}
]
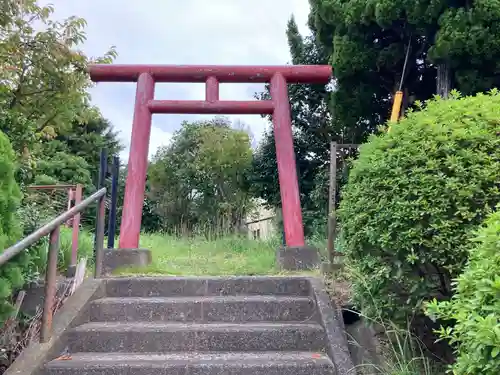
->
[
  {"left": 44, "top": 352, "right": 336, "bottom": 375},
  {"left": 90, "top": 295, "right": 317, "bottom": 323},
  {"left": 68, "top": 322, "right": 326, "bottom": 353},
  {"left": 105, "top": 276, "right": 311, "bottom": 297}
]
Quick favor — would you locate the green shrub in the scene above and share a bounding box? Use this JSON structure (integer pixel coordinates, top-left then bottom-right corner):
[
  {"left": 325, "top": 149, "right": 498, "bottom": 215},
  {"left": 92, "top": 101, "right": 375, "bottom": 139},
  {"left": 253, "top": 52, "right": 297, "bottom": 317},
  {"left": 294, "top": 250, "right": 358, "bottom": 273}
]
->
[
  {"left": 0, "top": 130, "right": 21, "bottom": 250},
  {"left": 426, "top": 207, "right": 500, "bottom": 375},
  {"left": 338, "top": 91, "right": 500, "bottom": 325},
  {"left": 0, "top": 130, "right": 24, "bottom": 320},
  {"left": 0, "top": 130, "right": 54, "bottom": 322}
]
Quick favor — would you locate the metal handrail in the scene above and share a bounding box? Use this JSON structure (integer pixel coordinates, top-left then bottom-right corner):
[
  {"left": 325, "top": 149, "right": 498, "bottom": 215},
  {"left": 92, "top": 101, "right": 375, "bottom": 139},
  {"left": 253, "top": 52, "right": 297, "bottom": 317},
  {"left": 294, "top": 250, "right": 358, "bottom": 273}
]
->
[
  {"left": 0, "top": 187, "right": 107, "bottom": 343},
  {"left": 0, "top": 188, "right": 106, "bottom": 265}
]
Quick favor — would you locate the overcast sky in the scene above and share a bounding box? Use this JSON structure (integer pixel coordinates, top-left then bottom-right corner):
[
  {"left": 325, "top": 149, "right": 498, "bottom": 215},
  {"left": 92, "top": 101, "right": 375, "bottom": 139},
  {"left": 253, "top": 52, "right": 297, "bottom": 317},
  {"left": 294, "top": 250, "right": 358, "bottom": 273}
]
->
[{"left": 43, "top": 1, "right": 311, "bottom": 160}]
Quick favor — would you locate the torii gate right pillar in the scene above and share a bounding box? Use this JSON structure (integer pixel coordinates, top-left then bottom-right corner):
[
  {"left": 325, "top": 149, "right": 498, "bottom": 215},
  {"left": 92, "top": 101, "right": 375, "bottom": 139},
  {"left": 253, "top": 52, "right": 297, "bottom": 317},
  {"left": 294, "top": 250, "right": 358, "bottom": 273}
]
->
[{"left": 270, "top": 73, "right": 305, "bottom": 247}]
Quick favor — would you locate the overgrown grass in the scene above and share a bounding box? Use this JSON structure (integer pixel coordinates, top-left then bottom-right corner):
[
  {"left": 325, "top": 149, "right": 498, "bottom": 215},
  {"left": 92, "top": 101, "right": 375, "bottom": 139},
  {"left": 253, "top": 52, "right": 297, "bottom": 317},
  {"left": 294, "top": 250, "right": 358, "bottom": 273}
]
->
[
  {"left": 331, "top": 266, "right": 446, "bottom": 375},
  {"left": 114, "top": 233, "right": 318, "bottom": 276},
  {"left": 56, "top": 229, "right": 323, "bottom": 276},
  {"left": 58, "top": 227, "right": 94, "bottom": 271}
]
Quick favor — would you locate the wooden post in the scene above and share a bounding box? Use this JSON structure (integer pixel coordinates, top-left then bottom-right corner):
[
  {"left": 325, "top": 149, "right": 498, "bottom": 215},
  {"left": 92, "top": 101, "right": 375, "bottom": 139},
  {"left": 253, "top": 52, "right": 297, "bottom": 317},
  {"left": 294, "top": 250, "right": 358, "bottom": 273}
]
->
[
  {"left": 327, "top": 143, "right": 361, "bottom": 269},
  {"left": 327, "top": 141, "right": 337, "bottom": 266}
]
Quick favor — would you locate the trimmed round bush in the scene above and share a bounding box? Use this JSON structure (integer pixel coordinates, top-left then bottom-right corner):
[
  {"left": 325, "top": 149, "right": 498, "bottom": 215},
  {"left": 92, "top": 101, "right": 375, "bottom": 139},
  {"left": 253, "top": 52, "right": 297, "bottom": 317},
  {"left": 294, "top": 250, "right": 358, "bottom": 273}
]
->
[
  {"left": 426, "top": 207, "right": 500, "bottom": 375},
  {"left": 338, "top": 91, "right": 500, "bottom": 324}
]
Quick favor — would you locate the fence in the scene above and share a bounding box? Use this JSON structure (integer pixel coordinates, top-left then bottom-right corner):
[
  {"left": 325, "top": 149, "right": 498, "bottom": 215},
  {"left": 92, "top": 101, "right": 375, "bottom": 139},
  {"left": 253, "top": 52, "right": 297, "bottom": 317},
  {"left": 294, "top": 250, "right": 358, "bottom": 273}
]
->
[
  {"left": 26, "top": 184, "right": 83, "bottom": 276},
  {"left": 0, "top": 148, "right": 120, "bottom": 343},
  {"left": 0, "top": 188, "right": 106, "bottom": 342}
]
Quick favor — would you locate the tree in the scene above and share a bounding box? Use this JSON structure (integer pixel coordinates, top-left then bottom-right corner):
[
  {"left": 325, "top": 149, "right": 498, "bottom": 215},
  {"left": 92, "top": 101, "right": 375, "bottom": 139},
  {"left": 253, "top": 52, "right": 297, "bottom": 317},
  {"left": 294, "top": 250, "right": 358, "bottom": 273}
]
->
[
  {"left": 31, "top": 115, "right": 124, "bottom": 232},
  {"left": 308, "top": 0, "right": 500, "bottom": 131},
  {"left": 0, "top": 0, "right": 116, "bottom": 161},
  {"left": 429, "top": 2, "right": 500, "bottom": 95},
  {"left": 251, "top": 17, "right": 333, "bottom": 236},
  {"left": 34, "top": 152, "right": 92, "bottom": 186},
  {"left": 309, "top": 0, "right": 438, "bottom": 138},
  {"left": 49, "top": 115, "right": 123, "bottom": 184},
  {"left": 148, "top": 117, "right": 253, "bottom": 235},
  {"left": 254, "top": 1, "right": 500, "bottom": 237}
]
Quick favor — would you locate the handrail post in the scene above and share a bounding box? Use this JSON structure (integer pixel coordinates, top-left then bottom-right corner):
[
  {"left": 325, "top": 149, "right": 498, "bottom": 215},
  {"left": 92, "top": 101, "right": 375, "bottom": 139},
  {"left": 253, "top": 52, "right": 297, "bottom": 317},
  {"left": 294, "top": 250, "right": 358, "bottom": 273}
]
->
[
  {"left": 107, "top": 156, "right": 120, "bottom": 249},
  {"left": 68, "top": 184, "right": 83, "bottom": 277},
  {"left": 94, "top": 196, "right": 105, "bottom": 278},
  {"left": 40, "top": 226, "right": 60, "bottom": 343},
  {"left": 94, "top": 148, "right": 107, "bottom": 278}
]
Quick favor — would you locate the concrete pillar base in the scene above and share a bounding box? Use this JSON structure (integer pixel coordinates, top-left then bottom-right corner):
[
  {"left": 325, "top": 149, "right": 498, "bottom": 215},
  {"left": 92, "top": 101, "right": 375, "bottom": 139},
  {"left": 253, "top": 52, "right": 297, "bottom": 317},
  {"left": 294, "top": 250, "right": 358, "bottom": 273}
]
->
[
  {"left": 103, "top": 248, "right": 152, "bottom": 275},
  {"left": 276, "top": 246, "right": 320, "bottom": 271},
  {"left": 66, "top": 264, "right": 76, "bottom": 278}
]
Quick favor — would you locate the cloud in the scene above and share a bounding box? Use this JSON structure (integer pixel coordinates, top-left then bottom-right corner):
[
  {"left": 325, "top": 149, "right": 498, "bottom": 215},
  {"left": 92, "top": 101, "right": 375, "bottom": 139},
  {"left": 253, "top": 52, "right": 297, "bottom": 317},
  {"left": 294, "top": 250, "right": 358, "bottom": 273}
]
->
[{"left": 42, "top": 0, "right": 311, "bottom": 161}]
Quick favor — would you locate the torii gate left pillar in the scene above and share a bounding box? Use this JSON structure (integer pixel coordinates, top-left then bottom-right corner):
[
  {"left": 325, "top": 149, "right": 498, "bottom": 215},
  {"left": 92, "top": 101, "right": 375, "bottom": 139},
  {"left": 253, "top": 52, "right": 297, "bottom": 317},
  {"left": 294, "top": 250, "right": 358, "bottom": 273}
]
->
[{"left": 89, "top": 64, "right": 332, "bottom": 267}]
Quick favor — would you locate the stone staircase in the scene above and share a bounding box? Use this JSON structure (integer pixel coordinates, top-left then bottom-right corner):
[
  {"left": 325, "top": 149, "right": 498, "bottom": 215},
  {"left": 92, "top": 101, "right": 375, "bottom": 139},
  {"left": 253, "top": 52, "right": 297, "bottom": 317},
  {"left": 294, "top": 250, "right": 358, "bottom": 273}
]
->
[{"left": 41, "top": 277, "right": 353, "bottom": 375}]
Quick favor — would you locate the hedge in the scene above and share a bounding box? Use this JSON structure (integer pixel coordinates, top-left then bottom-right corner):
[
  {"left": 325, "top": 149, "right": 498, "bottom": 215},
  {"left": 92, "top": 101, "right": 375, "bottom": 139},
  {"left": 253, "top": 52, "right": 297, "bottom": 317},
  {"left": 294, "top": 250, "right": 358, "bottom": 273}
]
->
[
  {"left": 338, "top": 91, "right": 500, "bottom": 326},
  {"left": 426, "top": 207, "right": 500, "bottom": 375}
]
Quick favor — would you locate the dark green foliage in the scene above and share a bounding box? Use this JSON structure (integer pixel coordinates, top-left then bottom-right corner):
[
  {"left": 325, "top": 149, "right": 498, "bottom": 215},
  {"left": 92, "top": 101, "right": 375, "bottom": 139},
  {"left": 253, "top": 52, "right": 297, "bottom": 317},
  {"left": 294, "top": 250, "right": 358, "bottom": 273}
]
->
[
  {"left": 426, "top": 207, "right": 500, "bottom": 375},
  {"left": 35, "top": 152, "right": 92, "bottom": 186},
  {"left": 339, "top": 91, "right": 500, "bottom": 328},
  {"left": 309, "top": 0, "right": 500, "bottom": 129},
  {"left": 256, "top": 0, "right": 500, "bottom": 244},
  {"left": 34, "top": 116, "right": 122, "bottom": 186},
  {"left": 0, "top": 130, "right": 39, "bottom": 322},
  {"left": 429, "top": 2, "right": 500, "bottom": 94},
  {"left": 0, "top": 130, "right": 21, "bottom": 249},
  {"left": 0, "top": 278, "right": 12, "bottom": 300},
  {"left": 309, "top": 0, "right": 437, "bottom": 141},
  {"left": 52, "top": 117, "right": 123, "bottom": 184},
  {"left": 2, "top": 266, "right": 24, "bottom": 290}
]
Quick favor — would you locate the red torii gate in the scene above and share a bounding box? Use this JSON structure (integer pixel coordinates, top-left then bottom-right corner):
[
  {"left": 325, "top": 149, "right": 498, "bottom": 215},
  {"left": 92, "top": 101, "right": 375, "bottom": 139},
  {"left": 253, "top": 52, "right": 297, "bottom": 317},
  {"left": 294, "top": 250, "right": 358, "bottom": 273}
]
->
[{"left": 89, "top": 64, "right": 332, "bottom": 250}]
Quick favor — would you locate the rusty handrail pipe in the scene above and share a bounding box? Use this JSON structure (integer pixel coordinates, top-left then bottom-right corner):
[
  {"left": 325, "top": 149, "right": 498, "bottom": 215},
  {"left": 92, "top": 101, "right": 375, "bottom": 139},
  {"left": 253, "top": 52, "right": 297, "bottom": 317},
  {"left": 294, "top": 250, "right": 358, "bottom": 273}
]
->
[
  {"left": 27, "top": 184, "right": 77, "bottom": 190},
  {"left": 0, "top": 187, "right": 107, "bottom": 343},
  {"left": 0, "top": 188, "right": 106, "bottom": 265}
]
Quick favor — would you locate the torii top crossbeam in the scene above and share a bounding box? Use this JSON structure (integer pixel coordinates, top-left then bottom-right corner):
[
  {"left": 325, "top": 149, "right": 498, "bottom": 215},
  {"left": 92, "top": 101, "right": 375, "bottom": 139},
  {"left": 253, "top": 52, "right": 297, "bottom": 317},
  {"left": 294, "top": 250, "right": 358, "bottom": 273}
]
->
[
  {"left": 90, "top": 64, "right": 331, "bottom": 83},
  {"left": 89, "top": 64, "right": 332, "bottom": 251}
]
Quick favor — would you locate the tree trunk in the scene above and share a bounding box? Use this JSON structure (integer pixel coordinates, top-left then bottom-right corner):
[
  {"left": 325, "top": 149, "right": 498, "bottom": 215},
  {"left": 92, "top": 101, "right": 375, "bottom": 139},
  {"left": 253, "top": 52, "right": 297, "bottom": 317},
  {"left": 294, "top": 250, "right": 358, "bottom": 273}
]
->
[{"left": 436, "top": 63, "right": 451, "bottom": 98}]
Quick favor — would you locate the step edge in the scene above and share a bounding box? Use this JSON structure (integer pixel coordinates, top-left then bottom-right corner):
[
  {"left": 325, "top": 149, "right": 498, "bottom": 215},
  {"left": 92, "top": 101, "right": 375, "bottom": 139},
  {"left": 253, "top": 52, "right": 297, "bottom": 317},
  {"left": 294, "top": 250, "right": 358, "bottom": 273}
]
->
[
  {"left": 92, "top": 295, "right": 314, "bottom": 303},
  {"left": 46, "top": 352, "right": 334, "bottom": 368},
  {"left": 105, "top": 275, "right": 312, "bottom": 281},
  {"left": 72, "top": 321, "right": 325, "bottom": 331},
  {"left": 47, "top": 351, "right": 332, "bottom": 360}
]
